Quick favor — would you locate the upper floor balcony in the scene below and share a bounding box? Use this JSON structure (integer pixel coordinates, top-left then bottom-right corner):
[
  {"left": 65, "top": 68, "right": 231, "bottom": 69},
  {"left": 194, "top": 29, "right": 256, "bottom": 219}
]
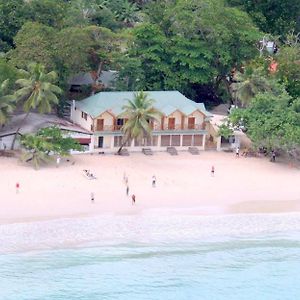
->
[{"left": 94, "top": 122, "right": 207, "bottom": 132}]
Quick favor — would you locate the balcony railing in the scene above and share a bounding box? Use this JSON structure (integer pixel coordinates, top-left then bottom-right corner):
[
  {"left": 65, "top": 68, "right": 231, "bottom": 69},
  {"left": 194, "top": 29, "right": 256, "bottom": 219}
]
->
[{"left": 95, "top": 123, "right": 206, "bottom": 132}]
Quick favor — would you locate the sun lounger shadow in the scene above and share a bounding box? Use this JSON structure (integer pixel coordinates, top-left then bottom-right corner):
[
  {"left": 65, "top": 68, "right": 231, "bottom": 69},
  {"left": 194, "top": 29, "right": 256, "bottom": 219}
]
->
[{"left": 83, "top": 169, "right": 97, "bottom": 180}]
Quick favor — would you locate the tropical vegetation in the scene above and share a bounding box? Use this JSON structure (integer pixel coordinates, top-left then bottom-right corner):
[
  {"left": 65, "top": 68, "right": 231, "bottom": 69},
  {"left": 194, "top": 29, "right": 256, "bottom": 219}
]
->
[
  {"left": 11, "top": 62, "right": 62, "bottom": 149},
  {"left": 20, "top": 126, "right": 83, "bottom": 169},
  {"left": 0, "top": 0, "right": 299, "bottom": 157}
]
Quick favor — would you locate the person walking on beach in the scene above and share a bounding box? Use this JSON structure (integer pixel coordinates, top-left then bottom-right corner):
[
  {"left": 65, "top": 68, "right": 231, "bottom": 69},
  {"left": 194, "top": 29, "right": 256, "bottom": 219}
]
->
[
  {"left": 91, "top": 192, "right": 95, "bottom": 203},
  {"left": 16, "top": 182, "right": 20, "bottom": 193},
  {"left": 56, "top": 156, "right": 61, "bottom": 168},
  {"left": 132, "top": 194, "right": 136, "bottom": 205},
  {"left": 236, "top": 147, "right": 240, "bottom": 158},
  {"left": 211, "top": 165, "right": 215, "bottom": 177},
  {"left": 271, "top": 150, "right": 276, "bottom": 162},
  {"left": 126, "top": 185, "right": 129, "bottom": 196},
  {"left": 152, "top": 175, "right": 156, "bottom": 187},
  {"left": 123, "top": 172, "right": 128, "bottom": 185}
]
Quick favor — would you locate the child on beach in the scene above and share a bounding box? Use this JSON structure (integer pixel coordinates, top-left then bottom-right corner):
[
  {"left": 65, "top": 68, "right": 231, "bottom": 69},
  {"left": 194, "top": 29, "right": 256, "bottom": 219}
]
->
[
  {"left": 211, "top": 166, "right": 215, "bottom": 177},
  {"left": 16, "top": 182, "right": 20, "bottom": 193},
  {"left": 132, "top": 194, "right": 136, "bottom": 205},
  {"left": 152, "top": 175, "right": 156, "bottom": 187},
  {"left": 236, "top": 147, "right": 240, "bottom": 158}
]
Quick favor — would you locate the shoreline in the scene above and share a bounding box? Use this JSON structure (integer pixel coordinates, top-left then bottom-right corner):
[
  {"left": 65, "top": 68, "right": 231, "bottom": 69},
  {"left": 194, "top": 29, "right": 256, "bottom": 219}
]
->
[
  {"left": 1, "top": 199, "right": 300, "bottom": 226},
  {"left": 1, "top": 151, "right": 299, "bottom": 225},
  {"left": 1, "top": 211, "right": 300, "bottom": 255}
]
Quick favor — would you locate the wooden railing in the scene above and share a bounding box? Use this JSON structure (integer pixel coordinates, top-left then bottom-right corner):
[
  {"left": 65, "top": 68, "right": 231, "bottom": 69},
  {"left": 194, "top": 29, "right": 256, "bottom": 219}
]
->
[{"left": 95, "top": 123, "right": 206, "bottom": 132}]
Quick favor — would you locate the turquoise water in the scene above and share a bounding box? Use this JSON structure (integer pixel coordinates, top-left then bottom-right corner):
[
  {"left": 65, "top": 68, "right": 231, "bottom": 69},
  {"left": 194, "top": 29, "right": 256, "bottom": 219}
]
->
[{"left": 0, "top": 213, "right": 300, "bottom": 300}]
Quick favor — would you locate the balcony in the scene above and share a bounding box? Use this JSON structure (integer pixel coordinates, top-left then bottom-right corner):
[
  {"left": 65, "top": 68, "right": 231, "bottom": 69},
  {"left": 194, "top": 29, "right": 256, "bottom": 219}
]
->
[
  {"left": 95, "top": 123, "right": 206, "bottom": 132},
  {"left": 153, "top": 123, "right": 206, "bottom": 131}
]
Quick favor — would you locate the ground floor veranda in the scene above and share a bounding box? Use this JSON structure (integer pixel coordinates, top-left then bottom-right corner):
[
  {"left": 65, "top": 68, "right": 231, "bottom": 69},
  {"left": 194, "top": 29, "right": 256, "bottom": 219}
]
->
[{"left": 83, "top": 132, "right": 207, "bottom": 153}]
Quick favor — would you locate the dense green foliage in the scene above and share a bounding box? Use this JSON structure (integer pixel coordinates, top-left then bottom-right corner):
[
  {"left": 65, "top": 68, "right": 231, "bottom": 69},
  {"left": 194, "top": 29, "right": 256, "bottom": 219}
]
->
[
  {"left": 11, "top": 63, "right": 62, "bottom": 149},
  {"left": 0, "top": 0, "right": 299, "bottom": 154},
  {"left": 20, "top": 126, "right": 83, "bottom": 169},
  {"left": 226, "top": 0, "right": 300, "bottom": 37},
  {"left": 229, "top": 91, "right": 300, "bottom": 152},
  {"left": 0, "top": 80, "right": 15, "bottom": 125}
]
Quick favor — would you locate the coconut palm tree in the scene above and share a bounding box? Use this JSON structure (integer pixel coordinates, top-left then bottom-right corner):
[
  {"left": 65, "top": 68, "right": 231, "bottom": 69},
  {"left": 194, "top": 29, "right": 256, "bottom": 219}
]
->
[
  {"left": 20, "top": 134, "right": 53, "bottom": 170},
  {"left": 11, "top": 63, "right": 62, "bottom": 149},
  {"left": 116, "top": 0, "right": 139, "bottom": 27},
  {"left": 0, "top": 79, "right": 16, "bottom": 126},
  {"left": 117, "top": 91, "right": 162, "bottom": 154},
  {"left": 233, "top": 68, "right": 272, "bottom": 107}
]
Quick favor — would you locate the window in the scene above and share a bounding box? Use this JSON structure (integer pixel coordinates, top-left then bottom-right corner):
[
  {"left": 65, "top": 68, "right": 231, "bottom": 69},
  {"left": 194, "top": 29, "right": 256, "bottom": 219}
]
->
[
  {"left": 182, "top": 135, "right": 192, "bottom": 146},
  {"left": 81, "top": 112, "right": 87, "bottom": 120},
  {"left": 194, "top": 135, "right": 203, "bottom": 146},
  {"left": 161, "top": 135, "right": 171, "bottom": 146},
  {"left": 188, "top": 117, "right": 195, "bottom": 129},
  {"left": 117, "top": 118, "right": 124, "bottom": 126},
  {"left": 171, "top": 135, "right": 180, "bottom": 146},
  {"left": 168, "top": 117, "right": 175, "bottom": 130},
  {"left": 96, "top": 119, "right": 104, "bottom": 131}
]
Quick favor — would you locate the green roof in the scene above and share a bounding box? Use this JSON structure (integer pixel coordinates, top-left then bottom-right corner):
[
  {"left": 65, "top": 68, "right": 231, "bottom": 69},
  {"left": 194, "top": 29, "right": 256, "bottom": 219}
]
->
[{"left": 75, "top": 91, "right": 212, "bottom": 118}]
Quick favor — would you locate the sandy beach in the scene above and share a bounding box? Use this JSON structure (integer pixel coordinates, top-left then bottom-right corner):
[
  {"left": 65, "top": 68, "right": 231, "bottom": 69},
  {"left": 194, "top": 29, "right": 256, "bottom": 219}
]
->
[{"left": 0, "top": 151, "right": 299, "bottom": 224}]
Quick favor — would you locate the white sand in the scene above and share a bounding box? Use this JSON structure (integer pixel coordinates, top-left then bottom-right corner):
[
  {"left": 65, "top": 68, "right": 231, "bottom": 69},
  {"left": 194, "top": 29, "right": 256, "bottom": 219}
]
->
[{"left": 0, "top": 151, "right": 299, "bottom": 224}]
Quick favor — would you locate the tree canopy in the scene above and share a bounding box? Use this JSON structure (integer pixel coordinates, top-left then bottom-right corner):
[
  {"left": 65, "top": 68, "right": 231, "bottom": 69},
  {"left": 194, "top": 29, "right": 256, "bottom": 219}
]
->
[{"left": 0, "top": 0, "right": 299, "bottom": 153}]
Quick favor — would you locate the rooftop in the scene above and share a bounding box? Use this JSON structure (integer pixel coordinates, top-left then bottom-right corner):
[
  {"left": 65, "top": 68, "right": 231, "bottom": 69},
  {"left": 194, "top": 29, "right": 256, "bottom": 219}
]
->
[
  {"left": 0, "top": 113, "right": 91, "bottom": 137},
  {"left": 74, "top": 91, "right": 212, "bottom": 118}
]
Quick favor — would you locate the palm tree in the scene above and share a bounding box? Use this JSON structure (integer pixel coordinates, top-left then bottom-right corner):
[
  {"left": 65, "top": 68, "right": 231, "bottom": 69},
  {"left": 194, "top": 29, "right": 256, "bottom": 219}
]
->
[
  {"left": 233, "top": 68, "right": 272, "bottom": 107},
  {"left": 117, "top": 91, "right": 162, "bottom": 154},
  {"left": 116, "top": 0, "right": 139, "bottom": 27},
  {"left": 0, "top": 79, "right": 15, "bottom": 126},
  {"left": 11, "top": 63, "right": 62, "bottom": 149},
  {"left": 20, "top": 134, "right": 53, "bottom": 170}
]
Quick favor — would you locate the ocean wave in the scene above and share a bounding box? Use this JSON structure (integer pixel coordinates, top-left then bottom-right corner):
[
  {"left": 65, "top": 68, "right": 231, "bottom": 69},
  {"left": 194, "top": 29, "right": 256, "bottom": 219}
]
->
[{"left": 0, "top": 212, "right": 300, "bottom": 254}]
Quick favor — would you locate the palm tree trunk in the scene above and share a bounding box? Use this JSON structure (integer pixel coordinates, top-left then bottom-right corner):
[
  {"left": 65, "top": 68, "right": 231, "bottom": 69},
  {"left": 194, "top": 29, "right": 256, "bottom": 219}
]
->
[
  {"left": 91, "top": 61, "right": 104, "bottom": 96},
  {"left": 11, "top": 111, "right": 30, "bottom": 150},
  {"left": 117, "top": 138, "right": 129, "bottom": 155}
]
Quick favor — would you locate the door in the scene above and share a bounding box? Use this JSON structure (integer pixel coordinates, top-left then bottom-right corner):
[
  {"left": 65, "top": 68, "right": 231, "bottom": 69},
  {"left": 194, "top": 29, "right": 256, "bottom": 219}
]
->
[
  {"left": 96, "top": 119, "right": 104, "bottom": 131},
  {"left": 168, "top": 117, "right": 175, "bottom": 130},
  {"left": 188, "top": 117, "right": 195, "bottom": 129},
  {"left": 98, "top": 136, "right": 103, "bottom": 148}
]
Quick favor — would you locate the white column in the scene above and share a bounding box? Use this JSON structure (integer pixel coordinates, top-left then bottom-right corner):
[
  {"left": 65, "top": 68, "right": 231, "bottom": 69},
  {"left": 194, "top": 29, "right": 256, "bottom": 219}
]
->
[
  {"left": 89, "top": 135, "right": 95, "bottom": 152},
  {"left": 202, "top": 134, "right": 206, "bottom": 150},
  {"left": 180, "top": 135, "right": 183, "bottom": 147},
  {"left": 157, "top": 135, "right": 161, "bottom": 147},
  {"left": 110, "top": 135, "right": 114, "bottom": 149},
  {"left": 130, "top": 139, "right": 135, "bottom": 149},
  {"left": 216, "top": 136, "right": 221, "bottom": 151}
]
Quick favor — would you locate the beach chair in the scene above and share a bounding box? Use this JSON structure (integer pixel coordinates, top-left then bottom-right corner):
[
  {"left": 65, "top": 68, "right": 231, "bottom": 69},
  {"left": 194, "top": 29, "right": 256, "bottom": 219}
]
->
[
  {"left": 167, "top": 147, "right": 178, "bottom": 155},
  {"left": 188, "top": 147, "right": 200, "bottom": 155},
  {"left": 142, "top": 148, "right": 153, "bottom": 155}
]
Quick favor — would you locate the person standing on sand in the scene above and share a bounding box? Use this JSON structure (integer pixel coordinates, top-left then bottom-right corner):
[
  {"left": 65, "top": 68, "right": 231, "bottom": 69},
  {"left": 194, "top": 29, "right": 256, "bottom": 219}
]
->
[
  {"left": 16, "top": 182, "right": 20, "bottom": 193},
  {"left": 132, "top": 194, "right": 136, "bottom": 205},
  {"left": 236, "top": 147, "right": 240, "bottom": 158},
  {"left": 56, "top": 156, "right": 61, "bottom": 168},
  {"left": 152, "top": 175, "right": 156, "bottom": 187},
  {"left": 271, "top": 150, "right": 276, "bottom": 162},
  {"left": 211, "top": 165, "right": 215, "bottom": 177},
  {"left": 126, "top": 185, "right": 129, "bottom": 196}
]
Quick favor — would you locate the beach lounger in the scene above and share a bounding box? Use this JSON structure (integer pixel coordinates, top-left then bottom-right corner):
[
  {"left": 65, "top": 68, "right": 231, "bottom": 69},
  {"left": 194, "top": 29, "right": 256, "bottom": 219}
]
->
[
  {"left": 188, "top": 147, "right": 200, "bottom": 155},
  {"left": 167, "top": 147, "right": 178, "bottom": 155},
  {"left": 142, "top": 148, "right": 153, "bottom": 155}
]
